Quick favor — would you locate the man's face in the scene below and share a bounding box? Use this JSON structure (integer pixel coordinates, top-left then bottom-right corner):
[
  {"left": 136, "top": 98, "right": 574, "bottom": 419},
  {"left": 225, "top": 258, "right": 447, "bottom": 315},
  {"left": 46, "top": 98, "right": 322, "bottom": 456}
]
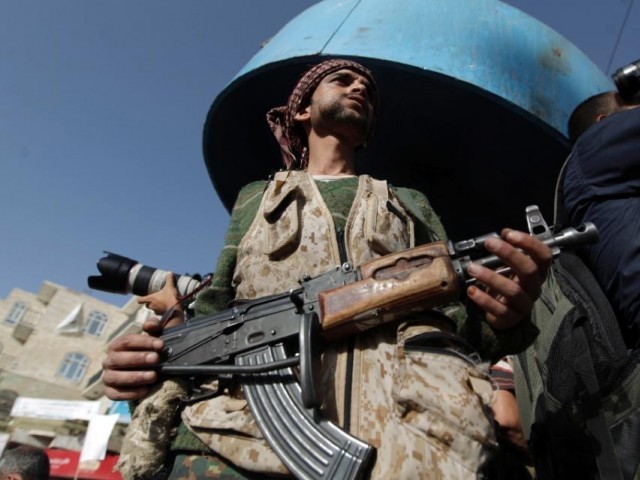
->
[{"left": 305, "top": 68, "right": 375, "bottom": 143}]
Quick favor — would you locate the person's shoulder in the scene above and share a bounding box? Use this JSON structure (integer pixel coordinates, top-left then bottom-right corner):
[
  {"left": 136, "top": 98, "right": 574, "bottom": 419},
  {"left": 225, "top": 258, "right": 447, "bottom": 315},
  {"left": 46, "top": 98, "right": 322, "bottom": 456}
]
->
[
  {"left": 574, "top": 106, "right": 640, "bottom": 153},
  {"left": 234, "top": 180, "right": 269, "bottom": 208},
  {"left": 392, "top": 185, "right": 429, "bottom": 201},
  {"left": 609, "top": 104, "right": 640, "bottom": 125},
  {"left": 389, "top": 184, "right": 447, "bottom": 239},
  {"left": 238, "top": 179, "right": 269, "bottom": 196},
  {"left": 390, "top": 184, "right": 434, "bottom": 212}
]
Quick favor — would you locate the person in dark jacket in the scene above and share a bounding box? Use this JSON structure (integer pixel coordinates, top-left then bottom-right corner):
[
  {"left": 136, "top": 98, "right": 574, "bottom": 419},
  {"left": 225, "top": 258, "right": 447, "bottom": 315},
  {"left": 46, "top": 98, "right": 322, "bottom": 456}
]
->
[{"left": 563, "top": 91, "right": 640, "bottom": 349}]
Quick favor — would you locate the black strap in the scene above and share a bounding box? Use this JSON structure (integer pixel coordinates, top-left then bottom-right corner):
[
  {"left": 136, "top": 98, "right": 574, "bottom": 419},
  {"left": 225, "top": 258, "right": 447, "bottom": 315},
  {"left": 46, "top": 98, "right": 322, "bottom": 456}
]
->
[
  {"left": 553, "top": 154, "right": 572, "bottom": 229},
  {"left": 556, "top": 152, "right": 625, "bottom": 479},
  {"left": 404, "top": 330, "right": 482, "bottom": 364},
  {"left": 573, "top": 323, "right": 624, "bottom": 479}
]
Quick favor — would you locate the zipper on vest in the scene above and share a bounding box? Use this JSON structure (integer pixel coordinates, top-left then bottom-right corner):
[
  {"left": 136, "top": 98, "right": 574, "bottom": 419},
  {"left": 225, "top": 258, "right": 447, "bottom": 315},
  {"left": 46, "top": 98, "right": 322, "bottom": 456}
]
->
[
  {"left": 336, "top": 227, "right": 354, "bottom": 432},
  {"left": 343, "top": 338, "right": 355, "bottom": 432},
  {"left": 335, "top": 228, "right": 348, "bottom": 266}
]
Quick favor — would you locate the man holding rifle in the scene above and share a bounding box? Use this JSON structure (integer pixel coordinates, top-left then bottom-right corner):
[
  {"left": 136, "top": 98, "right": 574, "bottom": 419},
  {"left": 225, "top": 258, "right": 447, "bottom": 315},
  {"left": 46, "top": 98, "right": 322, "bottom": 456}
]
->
[{"left": 102, "top": 59, "right": 551, "bottom": 479}]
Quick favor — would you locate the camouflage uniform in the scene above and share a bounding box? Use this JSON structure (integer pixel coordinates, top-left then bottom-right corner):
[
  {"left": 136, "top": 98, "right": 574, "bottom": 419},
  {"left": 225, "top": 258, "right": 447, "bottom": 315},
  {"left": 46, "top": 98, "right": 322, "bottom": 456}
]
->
[
  {"left": 181, "top": 171, "right": 498, "bottom": 479},
  {"left": 168, "top": 453, "right": 276, "bottom": 479},
  {"left": 119, "top": 58, "right": 540, "bottom": 479}
]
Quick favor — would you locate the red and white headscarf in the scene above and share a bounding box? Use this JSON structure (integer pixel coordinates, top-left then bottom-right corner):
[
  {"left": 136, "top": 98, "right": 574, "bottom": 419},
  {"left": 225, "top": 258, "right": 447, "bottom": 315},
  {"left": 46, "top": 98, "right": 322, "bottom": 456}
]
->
[{"left": 266, "top": 59, "right": 380, "bottom": 170}]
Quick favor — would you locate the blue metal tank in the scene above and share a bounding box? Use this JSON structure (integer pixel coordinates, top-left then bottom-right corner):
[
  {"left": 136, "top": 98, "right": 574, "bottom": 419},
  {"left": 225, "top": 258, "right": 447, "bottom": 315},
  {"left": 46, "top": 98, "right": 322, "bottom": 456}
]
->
[{"left": 203, "top": 0, "right": 612, "bottom": 238}]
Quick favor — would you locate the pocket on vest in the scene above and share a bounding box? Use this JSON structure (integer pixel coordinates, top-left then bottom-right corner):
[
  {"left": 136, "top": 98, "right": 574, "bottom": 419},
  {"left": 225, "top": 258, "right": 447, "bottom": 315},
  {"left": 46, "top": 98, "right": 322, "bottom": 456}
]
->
[
  {"left": 263, "top": 187, "right": 302, "bottom": 259},
  {"left": 182, "top": 394, "right": 289, "bottom": 475},
  {"left": 363, "top": 193, "right": 410, "bottom": 256},
  {"left": 392, "top": 322, "right": 496, "bottom": 470},
  {"left": 183, "top": 394, "right": 262, "bottom": 438}
]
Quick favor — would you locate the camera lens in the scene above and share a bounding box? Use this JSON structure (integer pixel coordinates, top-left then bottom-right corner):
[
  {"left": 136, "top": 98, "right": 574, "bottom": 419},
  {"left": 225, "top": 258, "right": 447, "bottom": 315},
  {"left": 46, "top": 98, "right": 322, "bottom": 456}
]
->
[
  {"left": 88, "top": 252, "right": 201, "bottom": 298},
  {"left": 612, "top": 59, "right": 640, "bottom": 100},
  {"left": 87, "top": 252, "right": 137, "bottom": 294}
]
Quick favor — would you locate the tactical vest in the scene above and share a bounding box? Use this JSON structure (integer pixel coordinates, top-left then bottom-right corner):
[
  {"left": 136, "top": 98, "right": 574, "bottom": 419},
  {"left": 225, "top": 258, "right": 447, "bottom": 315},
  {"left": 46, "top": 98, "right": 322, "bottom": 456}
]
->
[
  {"left": 233, "top": 170, "right": 415, "bottom": 299},
  {"left": 182, "top": 171, "right": 495, "bottom": 478}
]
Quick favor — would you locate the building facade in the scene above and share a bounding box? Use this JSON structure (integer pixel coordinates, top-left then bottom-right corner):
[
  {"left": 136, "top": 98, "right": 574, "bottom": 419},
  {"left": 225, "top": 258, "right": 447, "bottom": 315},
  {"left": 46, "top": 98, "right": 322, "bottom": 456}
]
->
[
  {"left": 0, "top": 281, "right": 149, "bottom": 401},
  {"left": 0, "top": 281, "right": 150, "bottom": 456}
]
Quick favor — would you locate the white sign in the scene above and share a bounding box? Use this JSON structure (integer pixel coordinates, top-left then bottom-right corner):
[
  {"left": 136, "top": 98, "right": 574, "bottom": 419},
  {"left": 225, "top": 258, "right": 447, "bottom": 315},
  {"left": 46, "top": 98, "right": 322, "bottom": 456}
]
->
[
  {"left": 80, "top": 414, "right": 119, "bottom": 463},
  {"left": 10, "top": 397, "right": 101, "bottom": 421}
]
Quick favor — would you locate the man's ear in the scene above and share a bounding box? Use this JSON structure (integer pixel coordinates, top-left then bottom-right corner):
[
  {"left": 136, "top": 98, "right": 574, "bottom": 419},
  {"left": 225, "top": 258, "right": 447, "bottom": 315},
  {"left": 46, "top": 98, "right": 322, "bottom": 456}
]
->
[
  {"left": 294, "top": 105, "right": 311, "bottom": 122},
  {"left": 595, "top": 113, "right": 609, "bottom": 122}
]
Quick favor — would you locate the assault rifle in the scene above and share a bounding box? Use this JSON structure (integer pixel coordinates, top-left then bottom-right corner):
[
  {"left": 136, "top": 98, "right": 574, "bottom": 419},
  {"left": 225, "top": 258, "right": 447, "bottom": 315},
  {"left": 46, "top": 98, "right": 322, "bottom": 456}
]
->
[{"left": 158, "top": 206, "right": 598, "bottom": 480}]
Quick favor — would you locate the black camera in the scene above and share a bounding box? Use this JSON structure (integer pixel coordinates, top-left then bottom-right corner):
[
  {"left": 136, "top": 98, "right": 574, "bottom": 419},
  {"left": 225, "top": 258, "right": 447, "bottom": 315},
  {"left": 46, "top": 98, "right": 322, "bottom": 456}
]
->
[
  {"left": 612, "top": 58, "right": 640, "bottom": 100},
  {"left": 87, "top": 251, "right": 202, "bottom": 298}
]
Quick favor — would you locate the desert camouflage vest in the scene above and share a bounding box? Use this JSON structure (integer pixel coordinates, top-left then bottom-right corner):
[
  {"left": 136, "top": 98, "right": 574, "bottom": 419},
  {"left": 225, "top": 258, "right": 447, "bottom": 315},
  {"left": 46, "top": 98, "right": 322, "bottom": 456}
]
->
[
  {"left": 232, "top": 170, "right": 415, "bottom": 299},
  {"left": 182, "top": 172, "right": 416, "bottom": 472},
  {"left": 181, "top": 172, "right": 494, "bottom": 478}
]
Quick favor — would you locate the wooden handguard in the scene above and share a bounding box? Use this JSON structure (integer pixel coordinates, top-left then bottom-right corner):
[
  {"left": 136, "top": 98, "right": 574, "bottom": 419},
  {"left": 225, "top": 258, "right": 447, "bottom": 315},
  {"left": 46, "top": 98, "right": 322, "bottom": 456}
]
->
[{"left": 318, "top": 241, "right": 461, "bottom": 338}]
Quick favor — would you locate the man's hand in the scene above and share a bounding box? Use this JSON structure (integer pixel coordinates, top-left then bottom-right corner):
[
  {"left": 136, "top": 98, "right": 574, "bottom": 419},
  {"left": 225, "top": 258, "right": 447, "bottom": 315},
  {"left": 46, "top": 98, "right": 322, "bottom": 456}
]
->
[
  {"left": 102, "top": 316, "right": 182, "bottom": 401},
  {"left": 466, "top": 228, "right": 552, "bottom": 329},
  {"left": 137, "top": 272, "right": 180, "bottom": 315}
]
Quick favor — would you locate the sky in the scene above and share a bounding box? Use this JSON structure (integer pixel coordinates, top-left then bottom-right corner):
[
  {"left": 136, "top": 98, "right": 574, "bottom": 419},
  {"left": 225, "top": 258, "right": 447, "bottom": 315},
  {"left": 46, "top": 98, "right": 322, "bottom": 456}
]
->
[{"left": 1, "top": 0, "right": 638, "bottom": 307}]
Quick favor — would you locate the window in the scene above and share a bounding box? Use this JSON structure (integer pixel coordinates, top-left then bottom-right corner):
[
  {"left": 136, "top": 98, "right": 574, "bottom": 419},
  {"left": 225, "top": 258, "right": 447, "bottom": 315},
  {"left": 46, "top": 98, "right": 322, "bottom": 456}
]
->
[
  {"left": 85, "top": 310, "right": 107, "bottom": 337},
  {"left": 57, "top": 352, "right": 89, "bottom": 383},
  {"left": 4, "top": 301, "right": 26, "bottom": 325}
]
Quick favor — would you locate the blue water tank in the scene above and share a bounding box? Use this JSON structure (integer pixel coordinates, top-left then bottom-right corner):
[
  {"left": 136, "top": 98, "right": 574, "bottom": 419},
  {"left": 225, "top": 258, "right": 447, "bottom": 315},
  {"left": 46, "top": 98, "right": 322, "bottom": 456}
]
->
[{"left": 203, "top": 0, "right": 612, "bottom": 238}]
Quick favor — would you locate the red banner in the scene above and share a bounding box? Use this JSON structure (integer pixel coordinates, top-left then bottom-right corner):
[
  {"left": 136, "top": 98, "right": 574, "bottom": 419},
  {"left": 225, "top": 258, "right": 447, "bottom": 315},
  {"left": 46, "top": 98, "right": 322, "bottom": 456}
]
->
[{"left": 46, "top": 449, "right": 122, "bottom": 480}]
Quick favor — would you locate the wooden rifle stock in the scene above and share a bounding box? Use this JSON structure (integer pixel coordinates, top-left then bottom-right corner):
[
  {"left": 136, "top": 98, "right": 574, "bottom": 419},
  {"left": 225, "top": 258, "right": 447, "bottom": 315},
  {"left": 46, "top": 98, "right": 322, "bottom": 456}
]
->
[{"left": 318, "top": 241, "right": 461, "bottom": 338}]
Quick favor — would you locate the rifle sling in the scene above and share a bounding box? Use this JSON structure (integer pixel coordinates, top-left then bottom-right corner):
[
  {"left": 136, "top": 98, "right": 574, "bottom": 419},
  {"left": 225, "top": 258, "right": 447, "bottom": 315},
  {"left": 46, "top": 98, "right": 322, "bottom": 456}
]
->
[{"left": 573, "top": 323, "right": 624, "bottom": 479}]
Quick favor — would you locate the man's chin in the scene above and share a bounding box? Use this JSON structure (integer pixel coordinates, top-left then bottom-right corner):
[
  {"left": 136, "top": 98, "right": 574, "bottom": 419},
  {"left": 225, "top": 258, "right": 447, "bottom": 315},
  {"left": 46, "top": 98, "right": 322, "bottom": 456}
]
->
[{"left": 340, "top": 113, "right": 369, "bottom": 137}]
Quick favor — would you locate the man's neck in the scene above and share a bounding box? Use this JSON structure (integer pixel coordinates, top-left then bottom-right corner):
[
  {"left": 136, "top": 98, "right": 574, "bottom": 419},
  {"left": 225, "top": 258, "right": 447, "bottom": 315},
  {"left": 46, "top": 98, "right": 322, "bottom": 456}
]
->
[{"left": 305, "top": 132, "right": 357, "bottom": 176}]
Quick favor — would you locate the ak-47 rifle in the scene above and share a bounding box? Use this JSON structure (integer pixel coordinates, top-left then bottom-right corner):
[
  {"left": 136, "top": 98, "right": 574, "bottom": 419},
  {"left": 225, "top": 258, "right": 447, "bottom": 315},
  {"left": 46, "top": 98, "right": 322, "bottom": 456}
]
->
[{"left": 157, "top": 206, "right": 598, "bottom": 480}]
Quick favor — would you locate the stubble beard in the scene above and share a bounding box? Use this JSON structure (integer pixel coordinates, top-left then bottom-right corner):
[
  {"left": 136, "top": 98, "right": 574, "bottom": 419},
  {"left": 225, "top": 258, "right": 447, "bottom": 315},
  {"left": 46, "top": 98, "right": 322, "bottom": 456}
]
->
[{"left": 322, "top": 97, "right": 370, "bottom": 142}]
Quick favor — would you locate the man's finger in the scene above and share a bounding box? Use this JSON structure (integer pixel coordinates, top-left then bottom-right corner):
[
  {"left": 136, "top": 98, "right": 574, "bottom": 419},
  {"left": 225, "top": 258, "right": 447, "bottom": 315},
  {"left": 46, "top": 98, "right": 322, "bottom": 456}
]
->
[
  {"left": 101, "top": 366, "right": 158, "bottom": 387},
  {"left": 482, "top": 235, "right": 545, "bottom": 299},
  {"left": 467, "top": 263, "right": 532, "bottom": 314},
  {"left": 103, "top": 385, "right": 151, "bottom": 402},
  {"left": 102, "top": 350, "right": 160, "bottom": 371},
  {"left": 467, "top": 285, "right": 521, "bottom": 329},
  {"left": 107, "top": 333, "right": 163, "bottom": 353},
  {"left": 502, "top": 229, "right": 552, "bottom": 279}
]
